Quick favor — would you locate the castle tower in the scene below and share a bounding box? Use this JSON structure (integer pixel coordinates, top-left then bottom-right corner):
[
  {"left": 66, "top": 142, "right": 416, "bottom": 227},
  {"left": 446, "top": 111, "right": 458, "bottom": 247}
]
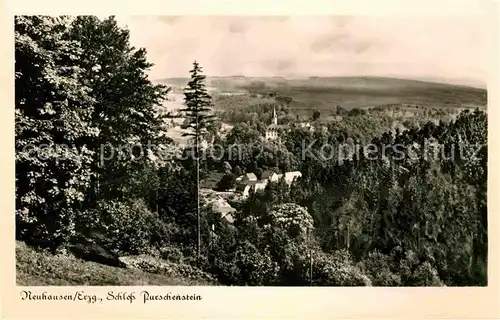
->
[{"left": 272, "top": 106, "right": 278, "bottom": 125}]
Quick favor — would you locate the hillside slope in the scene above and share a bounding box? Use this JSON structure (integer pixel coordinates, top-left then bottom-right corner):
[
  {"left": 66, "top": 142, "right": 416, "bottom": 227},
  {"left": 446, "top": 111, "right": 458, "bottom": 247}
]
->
[{"left": 16, "top": 241, "right": 214, "bottom": 286}]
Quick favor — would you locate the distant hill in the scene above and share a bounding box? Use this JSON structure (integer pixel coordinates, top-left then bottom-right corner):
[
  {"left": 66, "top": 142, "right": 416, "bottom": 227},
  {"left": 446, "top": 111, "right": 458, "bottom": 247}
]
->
[
  {"left": 410, "top": 76, "right": 486, "bottom": 90},
  {"left": 155, "top": 76, "right": 487, "bottom": 113}
]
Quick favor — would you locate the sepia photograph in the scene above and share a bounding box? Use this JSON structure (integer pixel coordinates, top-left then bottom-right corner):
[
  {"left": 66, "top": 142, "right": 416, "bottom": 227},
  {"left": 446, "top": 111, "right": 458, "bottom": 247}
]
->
[{"left": 14, "top": 14, "right": 488, "bottom": 288}]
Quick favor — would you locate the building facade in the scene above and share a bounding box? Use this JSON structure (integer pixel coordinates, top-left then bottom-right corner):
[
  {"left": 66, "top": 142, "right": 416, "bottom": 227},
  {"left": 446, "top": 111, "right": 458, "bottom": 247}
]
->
[{"left": 265, "top": 107, "right": 280, "bottom": 140}]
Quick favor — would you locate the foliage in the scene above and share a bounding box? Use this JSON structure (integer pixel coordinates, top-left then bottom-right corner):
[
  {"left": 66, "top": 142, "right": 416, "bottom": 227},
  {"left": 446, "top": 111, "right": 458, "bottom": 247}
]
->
[
  {"left": 313, "top": 249, "right": 372, "bottom": 286},
  {"left": 76, "top": 199, "right": 175, "bottom": 256},
  {"left": 15, "top": 16, "right": 97, "bottom": 247},
  {"left": 16, "top": 14, "right": 487, "bottom": 287},
  {"left": 265, "top": 203, "right": 314, "bottom": 239},
  {"left": 118, "top": 254, "right": 216, "bottom": 283},
  {"left": 409, "top": 262, "right": 445, "bottom": 286},
  {"left": 216, "top": 173, "right": 236, "bottom": 191},
  {"left": 358, "top": 250, "right": 401, "bottom": 286},
  {"left": 312, "top": 110, "right": 321, "bottom": 121},
  {"left": 214, "top": 94, "right": 287, "bottom": 125},
  {"left": 180, "top": 61, "right": 217, "bottom": 143},
  {"left": 70, "top": 16, "right": 170, "bottom": 202},
  {"left": 232, "top": 240, "right": 279, "bottom": 285}
]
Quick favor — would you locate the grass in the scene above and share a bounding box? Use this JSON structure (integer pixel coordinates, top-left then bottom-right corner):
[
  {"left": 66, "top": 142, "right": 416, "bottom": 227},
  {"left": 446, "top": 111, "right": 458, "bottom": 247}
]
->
[{"left": 16, "top": 241, "right": 213, "bottom": 286}]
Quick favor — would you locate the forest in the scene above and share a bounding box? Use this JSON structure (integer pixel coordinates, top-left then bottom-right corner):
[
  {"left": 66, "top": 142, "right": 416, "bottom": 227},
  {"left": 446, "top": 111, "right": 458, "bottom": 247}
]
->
[{"left": 15, "top": 15, "right": 487, "bottom": 286}]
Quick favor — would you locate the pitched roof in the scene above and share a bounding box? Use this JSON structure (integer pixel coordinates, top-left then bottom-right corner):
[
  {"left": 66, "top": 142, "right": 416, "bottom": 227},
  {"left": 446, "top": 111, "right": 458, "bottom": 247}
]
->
[
  {"left": 245, "top": 173, "right": 257, "bottom": 181},
  {"left": 270, "top": 171, "right": 302, "bottom": 184},
  {"left": 261, "top": 171, "right": 274, "bottom": 179},
  {"left": 221, "top": 212, "right": 235, "bottom": 223},
  {"left": 266, "top": 124, "right": 282, "bottom": 130},
  {"left": 212, "top": 198, "right": 236, "bottom": 215},
  {"left": 284, "top": 171, "right": 302, "bottom": 178},
  {"left": 283, "top": 171, "right": 302, "bottom": 184},
  {"left": 269, "top": 172, "right": 281, "bottom": 182},
  {"left": 254, "top": 179, "right": 269, "bottom": 191}
]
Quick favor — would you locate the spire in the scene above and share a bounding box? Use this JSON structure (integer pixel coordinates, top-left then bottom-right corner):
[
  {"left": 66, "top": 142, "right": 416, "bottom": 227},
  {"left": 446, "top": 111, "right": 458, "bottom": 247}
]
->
[{"left": 272, "top": 106, "right": 278, "bottom": 125}]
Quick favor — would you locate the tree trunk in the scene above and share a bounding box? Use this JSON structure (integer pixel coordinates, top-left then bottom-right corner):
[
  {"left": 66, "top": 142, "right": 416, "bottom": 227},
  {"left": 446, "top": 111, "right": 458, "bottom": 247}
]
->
[
  {"left": 309, "top": 250, "right": 313, "bottom": 286},
  {"left": 196, "top": 132, "right": 200, "bottom": 259},
  {"left": 156, "top": 189, "right": 159, "bottom": 215},
  {"left": 346, "top": 225, "right": 350, "bottom": 249}
]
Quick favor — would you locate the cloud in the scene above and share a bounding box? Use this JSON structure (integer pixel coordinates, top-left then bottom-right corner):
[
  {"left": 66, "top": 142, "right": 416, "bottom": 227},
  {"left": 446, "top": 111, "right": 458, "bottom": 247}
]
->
[{"left": 115, "top": 15, "right": 488, "bottom": 85}]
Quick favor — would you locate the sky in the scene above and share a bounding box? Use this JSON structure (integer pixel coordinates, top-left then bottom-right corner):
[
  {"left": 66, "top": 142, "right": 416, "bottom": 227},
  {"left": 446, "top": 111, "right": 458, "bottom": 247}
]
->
[{"left": 115, "top": 15, "right": 488, "bottom": 87}]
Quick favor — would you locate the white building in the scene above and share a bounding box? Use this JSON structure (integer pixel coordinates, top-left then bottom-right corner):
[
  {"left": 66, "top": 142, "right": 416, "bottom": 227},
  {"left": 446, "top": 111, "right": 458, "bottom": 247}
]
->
[
  {"left": 265, "top": 106, "right": 285, "bottom": 141},
  {"left": 242, "top": 185, "right": 252, "bottom": 198},
  {"left": 282, "top": 171, "right": 302, "bottom": 184},
  {"left": 210, "top": 196, "right": 236, "bottom": 223},
  {"left": 236, "top": 173, "right": 258, "bottom": 184},
  {"left": 269, "top": 172, "right": 281, "bottom": 183},
  {"left": 254, "top": 179, "right": 269, "bottom": 192},
  {"left": 240, "top": 171, "right": 302, "bottom": 199}
]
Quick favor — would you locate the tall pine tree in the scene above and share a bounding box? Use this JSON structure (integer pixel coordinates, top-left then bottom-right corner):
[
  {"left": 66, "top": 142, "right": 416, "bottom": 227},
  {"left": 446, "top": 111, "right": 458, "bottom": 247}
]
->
[{"left": 180, "top": 61, "right": 216, "bottom": 258}]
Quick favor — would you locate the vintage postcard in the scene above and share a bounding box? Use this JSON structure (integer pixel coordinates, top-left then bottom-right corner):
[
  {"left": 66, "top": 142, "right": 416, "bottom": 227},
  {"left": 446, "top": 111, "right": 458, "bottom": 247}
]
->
[{"left": 1, "top": 0, "right": 499, "bottom": 319}]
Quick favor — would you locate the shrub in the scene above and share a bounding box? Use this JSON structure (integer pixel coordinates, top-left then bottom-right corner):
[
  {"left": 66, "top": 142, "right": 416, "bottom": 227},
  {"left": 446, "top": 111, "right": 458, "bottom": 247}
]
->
[
  {"left": 347, "top": 108, "right": 366, "bottom": 117},
  {"left": 398, "top": 249, "right": 421, "bottom": 284},
  {"left": 358, "top": 250, "right": 401, "bottom": 286},
  {"left": 410, "top": 262, "right": 445, "bottom": 286},
  {"left": 233, "top": 241, "right": 279, "bottom": 285},
  {"left": 76, "top": 199, "right": 176, "bottom": 256},
  {"left": 216, "top": 173, "right": 236, "bottom": 191},
  {"left": 275, "top": 241, "right": 311, "bottom": 285},
  {"left": 159, "top": 245, "right": 184, "bottom": 263},
  {"left": 265, "top": 203, "right": 314, "bottom": 239},
  {"left": 313, "top": 249, "right": 371, "bottom": 286},
  {"left": 210, "top": 259, "right": 242, "bottom": 285}
]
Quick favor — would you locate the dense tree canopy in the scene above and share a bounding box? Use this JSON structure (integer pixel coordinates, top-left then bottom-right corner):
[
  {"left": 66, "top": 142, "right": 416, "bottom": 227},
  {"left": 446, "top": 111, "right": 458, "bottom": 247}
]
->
[{"left": 15, "top": 16, "right": 98, "bottom": 246}]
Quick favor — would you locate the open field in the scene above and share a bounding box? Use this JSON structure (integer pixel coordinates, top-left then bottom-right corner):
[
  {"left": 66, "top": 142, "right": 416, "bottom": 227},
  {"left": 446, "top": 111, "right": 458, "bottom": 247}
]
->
[{"left": 157, "top": 76, "right": 487, "bottom": 117}]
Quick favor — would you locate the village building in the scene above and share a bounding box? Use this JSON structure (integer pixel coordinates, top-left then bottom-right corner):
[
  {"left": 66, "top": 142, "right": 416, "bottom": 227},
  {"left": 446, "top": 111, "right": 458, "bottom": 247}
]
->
[
  {"left": 253, "top": 179, "right": 269, "bottom": 192},
  {"left": 242, "top": 185, "right": 252, "bottom": 198},
  {"left": 299, "top": 122, "right": 313, "bottom": 129},
  {"left": 211, "top": 196, "right": 236, "bottom": 223},
  {"left": 200, "top": 189, "right": 236, "bottom": 223},
  {"left": 265, "top": 106, "right": 288, "bottom": 141},
  {"left": 269, "top": 172, "right": 281, "bottom": 183},
  {"left": 209, "top": 196, "right": 236, "bottom": 223},
  {"left": 238, "top": 170, "right": 302, "bottom": 199},
  {"left": 236, "top": 172, "right": 257, "bottom": 184},
  {"left": 260, "top": 171, "right": 273, "bottom": 180},
  {"left": 282, "top": 171, "right": 302, "bottom": 184}
]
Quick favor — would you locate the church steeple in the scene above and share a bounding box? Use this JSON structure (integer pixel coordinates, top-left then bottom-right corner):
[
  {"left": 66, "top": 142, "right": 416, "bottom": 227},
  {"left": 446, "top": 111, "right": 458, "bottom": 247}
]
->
[{"left": 272, "top": 106, "right": 278, "bottom": 125}]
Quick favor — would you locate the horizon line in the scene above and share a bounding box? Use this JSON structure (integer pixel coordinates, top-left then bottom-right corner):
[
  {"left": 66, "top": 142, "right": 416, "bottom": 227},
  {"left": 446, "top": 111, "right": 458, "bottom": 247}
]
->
[{"left": 153, "top": 74, "right": 487, "bottom": 90}]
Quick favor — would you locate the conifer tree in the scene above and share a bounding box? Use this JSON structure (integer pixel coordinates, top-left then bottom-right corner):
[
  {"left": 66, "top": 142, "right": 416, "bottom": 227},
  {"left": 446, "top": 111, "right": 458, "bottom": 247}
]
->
[{"left": 180, "top": 61, "right": 216, "bottom": 258}]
